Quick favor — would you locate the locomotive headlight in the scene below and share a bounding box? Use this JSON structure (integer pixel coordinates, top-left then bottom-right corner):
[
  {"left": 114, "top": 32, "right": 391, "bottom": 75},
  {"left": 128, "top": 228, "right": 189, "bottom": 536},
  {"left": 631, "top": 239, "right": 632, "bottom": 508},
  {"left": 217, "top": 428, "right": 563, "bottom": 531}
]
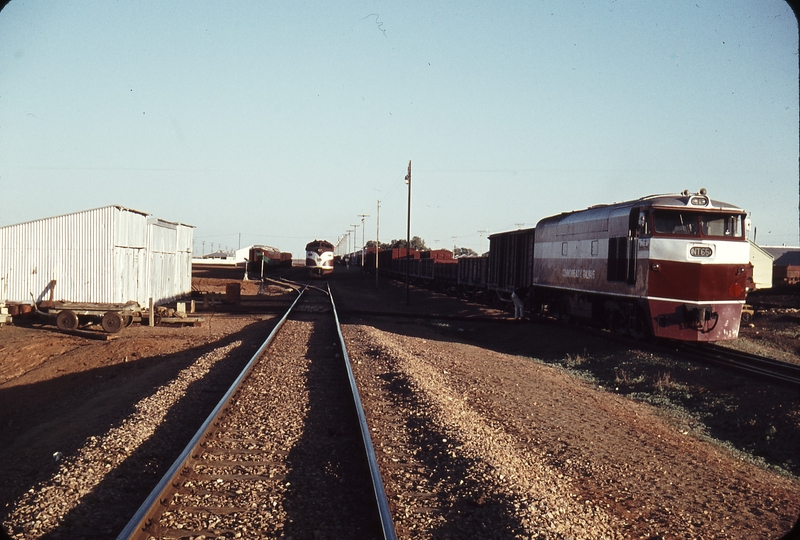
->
[{"left": 650, "top": 263, "right": 660, "bottom": 272}]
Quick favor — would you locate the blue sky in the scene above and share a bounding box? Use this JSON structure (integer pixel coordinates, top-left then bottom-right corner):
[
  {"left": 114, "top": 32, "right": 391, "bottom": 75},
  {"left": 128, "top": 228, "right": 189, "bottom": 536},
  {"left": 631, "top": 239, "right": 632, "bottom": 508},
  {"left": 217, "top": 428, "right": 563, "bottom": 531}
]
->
[{"left": 1, "top": 0, "right": 797, "bottom": 258}]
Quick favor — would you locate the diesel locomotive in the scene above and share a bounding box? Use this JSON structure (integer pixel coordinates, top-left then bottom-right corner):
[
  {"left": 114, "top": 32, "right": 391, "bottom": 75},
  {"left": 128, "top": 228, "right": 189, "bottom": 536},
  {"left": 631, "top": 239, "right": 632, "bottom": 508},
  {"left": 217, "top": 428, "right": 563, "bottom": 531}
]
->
[
  {"left": 530, "top": 189, "right": 751, "bottom": 341},
  {"left": 367, "top": 190, "right": 753, "bottom": 342},
  {"left": 305, "top": 239, "right": 335, "bottom": 277}
]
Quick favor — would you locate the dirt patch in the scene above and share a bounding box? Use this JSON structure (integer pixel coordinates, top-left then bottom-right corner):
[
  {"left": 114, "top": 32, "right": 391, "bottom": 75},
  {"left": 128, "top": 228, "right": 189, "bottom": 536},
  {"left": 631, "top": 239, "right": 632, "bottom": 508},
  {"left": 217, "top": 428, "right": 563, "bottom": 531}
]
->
[{"left": 0, "top": 285, "right": 284, "bottom": 537}]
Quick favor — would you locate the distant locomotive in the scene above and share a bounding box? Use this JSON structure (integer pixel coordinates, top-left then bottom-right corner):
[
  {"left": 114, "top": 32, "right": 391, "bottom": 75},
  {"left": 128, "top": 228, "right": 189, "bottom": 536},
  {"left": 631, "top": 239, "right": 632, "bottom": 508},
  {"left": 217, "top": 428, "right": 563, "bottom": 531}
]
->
[
  {"left": 367, "top": 190, "right": 753, "bottom": 342},
  {"left": 305, "top": 239, "right": 335, "bottom": 277}
]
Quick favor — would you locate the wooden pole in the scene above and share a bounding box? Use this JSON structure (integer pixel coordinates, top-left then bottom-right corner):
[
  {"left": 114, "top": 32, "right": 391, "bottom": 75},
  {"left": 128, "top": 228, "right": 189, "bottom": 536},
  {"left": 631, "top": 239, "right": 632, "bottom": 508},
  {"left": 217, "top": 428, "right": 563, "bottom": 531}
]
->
[
  {"left": 376, "top": 200, "right": 380, "bottom": 288},
  {"left": 405, "top": 160, "right": 411, "bottom": 305}
]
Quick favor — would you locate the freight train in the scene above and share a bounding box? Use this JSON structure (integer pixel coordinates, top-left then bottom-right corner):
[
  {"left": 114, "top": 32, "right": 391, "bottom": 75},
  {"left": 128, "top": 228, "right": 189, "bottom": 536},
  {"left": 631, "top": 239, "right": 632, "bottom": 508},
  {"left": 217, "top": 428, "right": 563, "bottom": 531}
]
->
[
  {"left": 247, "top": 246, "right": 293, "bottom": 278},
  {"left": 363, "top": 190, "right": 754, "bottom": 342},
  {"left": 305, "top": 239, "right": 335, "bottom": 277}
]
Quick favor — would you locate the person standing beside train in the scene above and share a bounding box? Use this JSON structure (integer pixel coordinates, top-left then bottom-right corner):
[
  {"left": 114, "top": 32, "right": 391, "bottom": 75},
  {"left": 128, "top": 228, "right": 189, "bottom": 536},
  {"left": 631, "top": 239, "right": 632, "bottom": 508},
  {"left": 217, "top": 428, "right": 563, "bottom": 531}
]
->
[{"left": 512, "top": 287, "right": 528, "bottom": 321}]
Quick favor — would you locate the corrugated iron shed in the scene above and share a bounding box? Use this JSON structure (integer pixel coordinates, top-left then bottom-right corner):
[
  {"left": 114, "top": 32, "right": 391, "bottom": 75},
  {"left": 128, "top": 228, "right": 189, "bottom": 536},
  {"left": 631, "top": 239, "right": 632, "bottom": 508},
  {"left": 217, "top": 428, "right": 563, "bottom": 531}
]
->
[{"left": 0, "top": 206, "right": 193, "bottom": 307}]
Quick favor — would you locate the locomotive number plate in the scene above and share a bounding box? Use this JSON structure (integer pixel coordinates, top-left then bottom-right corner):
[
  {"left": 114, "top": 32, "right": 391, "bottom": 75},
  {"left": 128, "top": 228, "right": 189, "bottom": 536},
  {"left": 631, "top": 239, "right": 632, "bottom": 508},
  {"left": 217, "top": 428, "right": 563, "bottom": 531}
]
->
[{"left": 689, "top": 245, "right": 714, "bottom": 258}]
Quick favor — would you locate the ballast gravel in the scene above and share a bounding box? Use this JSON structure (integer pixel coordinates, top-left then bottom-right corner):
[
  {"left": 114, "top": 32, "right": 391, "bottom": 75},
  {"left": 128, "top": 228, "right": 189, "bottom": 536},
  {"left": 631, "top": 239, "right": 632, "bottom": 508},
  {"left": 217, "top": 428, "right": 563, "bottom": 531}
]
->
[
  {"left": 1, "top": 273, "right": 799, "bottom": 539},
  {"left": 343, "top": 322, "right": 800, "bottom": 539},
  {"left": 4, "top": 340, "right": 243, "bottom": 539}
]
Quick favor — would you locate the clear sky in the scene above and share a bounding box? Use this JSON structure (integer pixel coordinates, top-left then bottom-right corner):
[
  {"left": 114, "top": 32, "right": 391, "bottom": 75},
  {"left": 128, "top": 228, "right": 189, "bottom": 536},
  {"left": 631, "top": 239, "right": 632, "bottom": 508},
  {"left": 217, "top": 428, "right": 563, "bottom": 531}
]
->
[{"left": 1, "top": 0, "right": 797, "bottom": 258}]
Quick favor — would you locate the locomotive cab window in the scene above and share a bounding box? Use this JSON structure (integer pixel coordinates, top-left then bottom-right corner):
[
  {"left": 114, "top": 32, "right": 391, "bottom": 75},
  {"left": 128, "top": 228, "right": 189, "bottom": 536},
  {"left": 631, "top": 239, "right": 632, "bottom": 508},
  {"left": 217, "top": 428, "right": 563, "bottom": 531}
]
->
[
  {"left": 654, "top": 210, "right": 744, "bottom": 238},
  {"left": 654, "top": 210, "right": 698, "bottom": 236},
  {"left": 700, "top": 214, "right": 743, "bottom": 238},
  {"left": 637, "top": 211, "right": 651, "bottom": 236}
]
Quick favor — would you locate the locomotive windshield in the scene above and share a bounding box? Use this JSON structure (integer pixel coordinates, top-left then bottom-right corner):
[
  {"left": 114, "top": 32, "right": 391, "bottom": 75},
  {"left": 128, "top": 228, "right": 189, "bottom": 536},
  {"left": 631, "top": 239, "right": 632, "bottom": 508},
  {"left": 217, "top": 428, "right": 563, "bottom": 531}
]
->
[{"left": 653, "top": 210, "right": 743, "bottom": 238}]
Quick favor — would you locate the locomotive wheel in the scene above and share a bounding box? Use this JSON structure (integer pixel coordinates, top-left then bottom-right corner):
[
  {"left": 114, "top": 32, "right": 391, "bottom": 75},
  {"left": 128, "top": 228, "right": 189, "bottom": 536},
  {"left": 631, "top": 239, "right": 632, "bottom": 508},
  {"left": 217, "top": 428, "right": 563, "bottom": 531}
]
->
[
  {"left": 628, "top": 307, "right": 648, "bottom": 340},
  {"left": 606, "top": 310, "right": 623, "bottom": 334},
  {"left": 56, "top": 310, "right": 79, "bottom": 331},
  {"left": 557, "top": 297, "right": 571, "bottom": 322},
  {"left": 122, "top": 315, "right": 134, "bottom": 327},
  {"left": 101, "top": 311, "right": 124, "bottom": 333}
]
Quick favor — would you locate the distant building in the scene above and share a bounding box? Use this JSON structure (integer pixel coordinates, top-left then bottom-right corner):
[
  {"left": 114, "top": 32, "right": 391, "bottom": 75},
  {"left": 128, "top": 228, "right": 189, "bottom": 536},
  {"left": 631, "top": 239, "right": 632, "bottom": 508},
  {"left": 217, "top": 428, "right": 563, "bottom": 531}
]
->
[
  {"left": 193, "top": 244, "right": 280, "bottom": 266},
  {"left": 761, "top": 246, "right": 800, "bottom": 285},
  {"left": 0, "top": 206, "right": 193, "bottom": 307},
  {"left": 202, "top": 250, "right": 235, "bottom": 260}
]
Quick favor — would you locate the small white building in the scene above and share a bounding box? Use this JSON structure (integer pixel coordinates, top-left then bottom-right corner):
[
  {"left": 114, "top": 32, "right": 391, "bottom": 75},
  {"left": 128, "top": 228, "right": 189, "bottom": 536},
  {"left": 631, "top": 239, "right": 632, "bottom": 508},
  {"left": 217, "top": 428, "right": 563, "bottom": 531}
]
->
[
  {"left": 0, "top": 206, "right": 193, "bottom": 308},
  {"left": 192, "top": 245, "right": 280, "bottom": 266},
  {"left": 748, "top": 241, "right": 773, "bottom": 290}
]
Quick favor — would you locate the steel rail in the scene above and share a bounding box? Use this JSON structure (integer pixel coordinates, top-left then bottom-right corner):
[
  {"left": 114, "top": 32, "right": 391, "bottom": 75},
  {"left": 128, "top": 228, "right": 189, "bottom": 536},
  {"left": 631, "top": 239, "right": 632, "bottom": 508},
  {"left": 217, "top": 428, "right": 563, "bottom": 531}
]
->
[
  {"left": 278, "top": 276, "right": 330, "bottom": 295},
  {"left": 328, "top": 282, "right": 398, "bottom": 540},
  {"left": 683, "top": 343, "right": 800, "bottom": 387},
  {"left": 115, "top": 284, "right": 308, "bottom": 540},
  {"left": 556, "top": 316, "right": 800, "bottom": 388}
]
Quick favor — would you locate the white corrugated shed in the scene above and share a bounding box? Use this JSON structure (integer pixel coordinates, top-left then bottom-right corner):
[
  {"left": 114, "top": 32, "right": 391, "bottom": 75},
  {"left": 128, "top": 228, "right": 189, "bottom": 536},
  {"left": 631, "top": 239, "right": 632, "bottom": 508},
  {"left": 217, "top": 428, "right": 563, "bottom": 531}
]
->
[
  {"left": 147, "top": 218, "right": 195, "bottom": 305},
  {"left": 176, "top": 222, "right": 194, "bottom": 296},
  {"left": 0, "top": 206, "right": 194, "bottom": 307}
]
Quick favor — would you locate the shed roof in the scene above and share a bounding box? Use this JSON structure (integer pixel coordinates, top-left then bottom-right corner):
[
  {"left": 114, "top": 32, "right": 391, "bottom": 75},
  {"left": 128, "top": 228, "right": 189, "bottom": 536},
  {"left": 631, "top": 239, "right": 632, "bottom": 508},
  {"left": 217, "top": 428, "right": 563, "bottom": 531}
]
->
[
  {"left": 0, "top": 205, "right": 194, "bottom": 229},
  {"left": 761, "top": 246, "right": 800, "bottom": 266}
]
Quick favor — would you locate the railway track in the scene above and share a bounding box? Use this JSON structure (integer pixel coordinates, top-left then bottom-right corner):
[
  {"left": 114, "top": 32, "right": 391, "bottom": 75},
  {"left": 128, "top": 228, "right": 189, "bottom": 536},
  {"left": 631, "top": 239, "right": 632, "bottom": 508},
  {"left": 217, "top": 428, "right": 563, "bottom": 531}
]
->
[
  {"left": 281, "top": 299, "right": 800, "bottom": 391},
  {"left": 116, "top": 283, "right": 396, "bottom": 540},
  {"left": 531, "top": 312, "right": 800, "bottom": 388},
  {"left": 678, "top": 342, "right": 800, "bottom": 388}
]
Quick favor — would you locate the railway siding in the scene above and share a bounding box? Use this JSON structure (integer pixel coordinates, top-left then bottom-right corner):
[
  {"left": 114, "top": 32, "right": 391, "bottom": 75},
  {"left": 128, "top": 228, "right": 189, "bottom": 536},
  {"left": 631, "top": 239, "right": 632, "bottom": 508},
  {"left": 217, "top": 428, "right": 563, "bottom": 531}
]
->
[{"left": 120, "top": 290, "right": 386, "bottom": 539}]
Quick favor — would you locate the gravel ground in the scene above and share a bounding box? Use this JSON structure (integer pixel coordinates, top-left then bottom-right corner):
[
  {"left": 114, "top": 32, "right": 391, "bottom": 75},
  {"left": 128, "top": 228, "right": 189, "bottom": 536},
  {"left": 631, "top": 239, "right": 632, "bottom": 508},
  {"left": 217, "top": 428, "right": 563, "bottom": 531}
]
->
[
  {"left": 146, "top": 298, "right": 381, "bottom": 539},
  {"left": 5, "top": 340, "right": 244, "bottom": 538},
  {"left": 0, "top": 314, "right": 279, "bottom": 539},
  {"left": 343, "top": 322, "right": 799, "bottom": 539},
  {"left": 332, "top": 270, "right": 800, "bottom": 539},
  {"left": 0, "top": 271, "right": 798, "bottom": 539}
]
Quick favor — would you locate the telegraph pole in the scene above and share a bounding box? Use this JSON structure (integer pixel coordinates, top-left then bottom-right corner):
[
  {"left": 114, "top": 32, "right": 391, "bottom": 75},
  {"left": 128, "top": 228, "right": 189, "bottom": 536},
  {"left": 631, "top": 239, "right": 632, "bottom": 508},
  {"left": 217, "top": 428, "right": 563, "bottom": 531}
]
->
[
  {"left": 351, "top": 224, "right": 359, "bottom": 268},
  {"left": 376, "top": 200, "right": 381, "bottom": 288},
  {"left": 358, "top": 214, "right": 370, "bottom": 268},
  {"left": 478, "top": 230, "right": 487, "bottom": 256},
  {"left": 405, "top": 160, "right": 412, "bottom": 305}
]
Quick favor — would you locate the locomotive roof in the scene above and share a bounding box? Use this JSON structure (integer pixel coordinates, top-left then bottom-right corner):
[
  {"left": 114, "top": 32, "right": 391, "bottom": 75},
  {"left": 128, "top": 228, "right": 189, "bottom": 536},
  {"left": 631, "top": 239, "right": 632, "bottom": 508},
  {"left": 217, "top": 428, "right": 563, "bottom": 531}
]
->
[
  {"left": 540, "top": 190, "right": 744, "bottom": 225},
  {"left": 305, "top": 239, "right": 334, "bottom": 249}
]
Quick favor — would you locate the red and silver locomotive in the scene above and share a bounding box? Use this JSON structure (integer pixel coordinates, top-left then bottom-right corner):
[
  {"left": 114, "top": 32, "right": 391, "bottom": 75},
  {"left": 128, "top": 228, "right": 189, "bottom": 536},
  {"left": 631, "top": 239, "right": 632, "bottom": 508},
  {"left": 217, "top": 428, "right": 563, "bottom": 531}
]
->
[
  {"left": 532, "top": 189, "right": 752, "bottom": 341},
  {"left": 305, "top": 239, "right": 335, "bottom": 277}
]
